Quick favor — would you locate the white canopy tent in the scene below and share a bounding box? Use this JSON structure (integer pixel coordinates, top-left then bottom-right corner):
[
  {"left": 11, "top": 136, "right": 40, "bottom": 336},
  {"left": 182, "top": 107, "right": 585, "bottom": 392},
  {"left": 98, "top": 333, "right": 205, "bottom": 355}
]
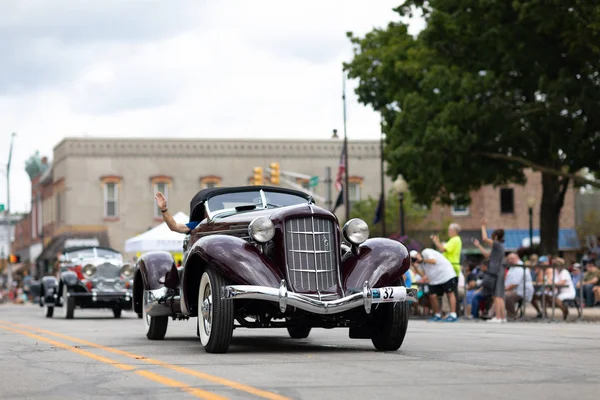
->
[{"left": 124, "top": 212, "right": 189, "bottom": 253}]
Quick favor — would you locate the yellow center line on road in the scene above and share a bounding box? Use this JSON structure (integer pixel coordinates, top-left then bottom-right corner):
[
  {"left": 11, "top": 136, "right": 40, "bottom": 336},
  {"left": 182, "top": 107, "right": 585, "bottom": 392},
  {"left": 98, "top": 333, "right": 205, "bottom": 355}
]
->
[
  {"left": 0, "top": 324, "right": 226, "bottom": 400},
  {"left": 0, "top": 320, "right": 291, "bottom": 400}
]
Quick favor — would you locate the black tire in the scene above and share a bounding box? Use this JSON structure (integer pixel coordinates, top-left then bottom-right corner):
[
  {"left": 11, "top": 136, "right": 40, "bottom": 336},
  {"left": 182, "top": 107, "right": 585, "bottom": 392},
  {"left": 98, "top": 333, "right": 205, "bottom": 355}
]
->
[
  {"left": 113, "top": 307, "right": 122, "bottom": 318},
  {"left": 198, "top": 268, "right": 234, "bottom": 353},
  {"left": 45, "top": 306, "right": 54, "bottom": 318},
  {"left": 370, "top": 285, "right": 409, "bottom": 351},
  {"left": 62, "top": 286, "right": 75, "bottom": 320},
  {"left": 143, "top": 290, "right": 168, "bottom": 340},
  {"left": 287, "top": 326, "right": 311, "bottom": 339}
]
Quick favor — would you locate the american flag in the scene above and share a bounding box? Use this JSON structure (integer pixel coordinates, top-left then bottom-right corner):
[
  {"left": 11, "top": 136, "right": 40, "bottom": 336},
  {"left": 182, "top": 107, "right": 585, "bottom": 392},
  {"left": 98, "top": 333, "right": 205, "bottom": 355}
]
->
[{"left": 335, "top": 145, "right": 346, "bottom": 191}]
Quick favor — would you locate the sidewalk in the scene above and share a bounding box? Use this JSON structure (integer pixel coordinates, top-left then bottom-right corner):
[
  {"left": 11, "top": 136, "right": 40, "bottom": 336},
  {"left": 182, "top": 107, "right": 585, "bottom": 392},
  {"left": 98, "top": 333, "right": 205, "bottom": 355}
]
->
[{"left": 521, "top": 304, "right": 600, "bottom": 322}]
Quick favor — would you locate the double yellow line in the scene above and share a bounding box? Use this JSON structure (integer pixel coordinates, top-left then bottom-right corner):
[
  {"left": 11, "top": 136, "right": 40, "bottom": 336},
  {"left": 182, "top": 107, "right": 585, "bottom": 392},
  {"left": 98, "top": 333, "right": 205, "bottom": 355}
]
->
[{"left": 0, "top": 320, "right": 290, "bottom": 400}]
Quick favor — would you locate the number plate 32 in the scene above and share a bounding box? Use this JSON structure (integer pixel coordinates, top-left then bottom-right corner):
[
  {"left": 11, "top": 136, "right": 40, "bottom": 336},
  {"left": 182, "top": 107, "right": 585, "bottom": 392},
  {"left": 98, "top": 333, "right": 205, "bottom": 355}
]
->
[{"left": 372, "top": 287, "right": 401, "bottom": 302}]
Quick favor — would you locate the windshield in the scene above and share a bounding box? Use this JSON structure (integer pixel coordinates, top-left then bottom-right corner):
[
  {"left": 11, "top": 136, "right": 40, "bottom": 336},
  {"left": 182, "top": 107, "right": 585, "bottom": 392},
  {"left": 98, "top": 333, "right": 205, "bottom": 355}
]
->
[
  {"left": 65, "top": 247, "right": 123, "bottom": 261},
  {"left": 206, "top": 189, "right": 309, "bottom": 217}
]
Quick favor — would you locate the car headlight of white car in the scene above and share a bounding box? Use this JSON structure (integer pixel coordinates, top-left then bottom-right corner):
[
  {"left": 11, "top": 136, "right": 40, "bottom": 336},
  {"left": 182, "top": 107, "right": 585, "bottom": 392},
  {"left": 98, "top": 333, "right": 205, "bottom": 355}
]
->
[
  {"left": 120, "top": 263, "right": 134, "bottom": 279},
  {"left": 248, "top": 217, "right": 275, "bottom": 243},
  {"left": 343, "top": 218, "right": 369, "bottom": 245},
  {"left": 82, "top": 264, "right": 96, "bottom": 278}
]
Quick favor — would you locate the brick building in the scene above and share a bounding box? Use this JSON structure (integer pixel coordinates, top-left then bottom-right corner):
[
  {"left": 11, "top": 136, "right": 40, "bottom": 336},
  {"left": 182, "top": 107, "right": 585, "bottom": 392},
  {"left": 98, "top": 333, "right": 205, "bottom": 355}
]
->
[{"left": 419, "top": 168, "right": 580, "bottom": 261}]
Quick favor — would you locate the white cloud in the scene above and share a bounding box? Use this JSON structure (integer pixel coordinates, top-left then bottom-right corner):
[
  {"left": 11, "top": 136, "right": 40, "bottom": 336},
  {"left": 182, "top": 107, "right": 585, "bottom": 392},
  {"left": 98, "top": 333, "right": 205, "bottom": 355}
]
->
[{"left": 0, "top": 0, "right": 425, "bottom": 213}]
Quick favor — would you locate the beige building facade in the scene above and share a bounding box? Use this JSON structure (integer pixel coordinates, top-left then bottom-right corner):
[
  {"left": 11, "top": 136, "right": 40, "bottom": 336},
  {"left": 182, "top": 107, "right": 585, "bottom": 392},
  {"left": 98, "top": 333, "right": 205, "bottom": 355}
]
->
[{"left": 40, "top": 137, "right": 391, "bottom": 258}]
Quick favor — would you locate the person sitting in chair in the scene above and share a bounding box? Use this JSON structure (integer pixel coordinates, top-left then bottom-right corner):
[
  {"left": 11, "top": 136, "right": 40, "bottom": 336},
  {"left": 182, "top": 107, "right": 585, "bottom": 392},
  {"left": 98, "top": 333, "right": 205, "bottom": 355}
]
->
[{"left": 155, "top": 192, "right": 204, "bottom": 234}]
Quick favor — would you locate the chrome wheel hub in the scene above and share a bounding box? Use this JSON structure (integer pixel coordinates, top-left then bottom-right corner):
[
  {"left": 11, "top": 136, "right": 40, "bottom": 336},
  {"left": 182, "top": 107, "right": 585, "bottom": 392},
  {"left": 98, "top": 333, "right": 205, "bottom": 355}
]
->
[{"left": 202, "top": 284, "right": 212, "bottom": 336}]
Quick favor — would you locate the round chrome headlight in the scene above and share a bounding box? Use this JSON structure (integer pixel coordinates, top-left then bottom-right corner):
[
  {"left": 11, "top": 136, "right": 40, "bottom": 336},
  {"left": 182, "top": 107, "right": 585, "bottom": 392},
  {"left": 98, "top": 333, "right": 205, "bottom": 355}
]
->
[
  {"left": 343, "top": 218, "right": 369, "bottom": 245},
  {"left": 82, "top": 264, "right": 96, "bottom": 278},
  {"left": 120, "top": 263, "right": 134, "bottom": 279},
  {"left": 248, "top": 217, "right": 275, "bottom": 243}
]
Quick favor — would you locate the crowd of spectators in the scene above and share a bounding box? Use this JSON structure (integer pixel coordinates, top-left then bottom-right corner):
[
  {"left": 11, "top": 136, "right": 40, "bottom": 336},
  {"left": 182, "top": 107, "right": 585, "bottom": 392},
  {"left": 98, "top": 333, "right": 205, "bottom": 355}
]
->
[
  {"left": 406, "top": 222, "right": 600, "bottom": 323},
  {"left": 0, "top": 270, "right": 32, "bottom": 304}
]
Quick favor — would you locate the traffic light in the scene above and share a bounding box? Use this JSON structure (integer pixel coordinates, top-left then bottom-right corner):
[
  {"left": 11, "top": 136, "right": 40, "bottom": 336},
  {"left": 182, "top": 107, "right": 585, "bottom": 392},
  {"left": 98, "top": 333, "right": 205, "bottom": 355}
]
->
[
  {"left": 253, "top": 167, "right": 263, "bottom": 185},
  {"left": 8, "top": 254, "right": 19, "bottom": 263},
  {"left": 269, "top": 162, "right": 280, "bottom": 185}
]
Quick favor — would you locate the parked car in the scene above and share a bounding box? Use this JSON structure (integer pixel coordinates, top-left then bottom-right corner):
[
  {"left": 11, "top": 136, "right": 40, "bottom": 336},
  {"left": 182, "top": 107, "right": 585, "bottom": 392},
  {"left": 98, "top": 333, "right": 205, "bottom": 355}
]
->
[
  {"left": 40, "top": 246, "right": 134, "bottom": 319},
  {"left": 133, "top": 186, "right": 416, "bottom": 353}
]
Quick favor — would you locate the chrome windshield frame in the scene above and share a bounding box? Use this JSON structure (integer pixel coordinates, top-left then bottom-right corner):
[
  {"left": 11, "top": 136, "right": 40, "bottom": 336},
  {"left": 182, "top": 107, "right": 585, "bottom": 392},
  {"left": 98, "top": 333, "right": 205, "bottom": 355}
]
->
[{"left": 205, "top": 189, "right": 308, "bottom": 219}]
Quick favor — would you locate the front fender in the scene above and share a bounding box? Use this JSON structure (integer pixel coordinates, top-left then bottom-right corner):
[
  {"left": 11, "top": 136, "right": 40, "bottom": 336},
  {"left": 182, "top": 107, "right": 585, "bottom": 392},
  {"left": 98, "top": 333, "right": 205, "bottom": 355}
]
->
[
  {"left": 41, "top": 276, "right": 58, "bottom": 304},
  {"left": 61, "top": 271, "right": 79, "bottom": 287},
  {"left": 136, "top": 251, "right": 175, "bottom": 291},
  {"left": 188, "top": 235, "right": 283, "bottom": 287},
  {"left": 341, "top": 238, "right": 410, "bottom": 291}
]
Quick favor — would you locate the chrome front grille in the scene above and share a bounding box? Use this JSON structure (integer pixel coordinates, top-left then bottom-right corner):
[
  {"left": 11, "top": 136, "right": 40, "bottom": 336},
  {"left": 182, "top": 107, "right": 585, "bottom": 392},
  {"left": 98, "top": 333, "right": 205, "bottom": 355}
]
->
[
  {"left": 284, "top": 216, "right": 338, "bottom": 292},
  {"left": 95, "top": 263, "right": 121, "bottom": 279}
]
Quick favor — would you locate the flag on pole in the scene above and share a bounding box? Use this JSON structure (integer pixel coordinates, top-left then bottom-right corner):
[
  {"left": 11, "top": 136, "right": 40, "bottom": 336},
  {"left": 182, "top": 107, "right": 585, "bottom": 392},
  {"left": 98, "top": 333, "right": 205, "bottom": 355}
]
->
[
  {"left": 332, "top": 186, "right": 344, "bottom": 212},
  {"left": 373, "top": 193, "right": 384, "bottom": 224},
  {"left": 335, "top": 145, "right": 346, "bottom": 192}
]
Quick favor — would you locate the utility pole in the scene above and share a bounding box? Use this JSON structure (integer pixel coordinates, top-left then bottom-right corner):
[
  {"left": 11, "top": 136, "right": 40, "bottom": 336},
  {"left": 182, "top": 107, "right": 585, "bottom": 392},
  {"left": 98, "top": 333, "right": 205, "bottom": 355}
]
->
[
  {"left": 325, "top": 166, "right": 332, "bottom": 211},
  {"left": 6, "top": 132, "right": 16, "bottom": 286},
  {"left": 342, "top": 73, "right": 350, "bottom": 222}
]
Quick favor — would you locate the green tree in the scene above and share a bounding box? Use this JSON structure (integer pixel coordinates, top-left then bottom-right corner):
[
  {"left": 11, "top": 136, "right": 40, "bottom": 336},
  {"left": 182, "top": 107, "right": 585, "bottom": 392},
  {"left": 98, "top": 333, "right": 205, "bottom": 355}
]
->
[
  {"left": 349, "top": 190, "right": 429, "bottom": 237},
  {"left": 344, "top": 0, "right": 600, "bottom": 254}
]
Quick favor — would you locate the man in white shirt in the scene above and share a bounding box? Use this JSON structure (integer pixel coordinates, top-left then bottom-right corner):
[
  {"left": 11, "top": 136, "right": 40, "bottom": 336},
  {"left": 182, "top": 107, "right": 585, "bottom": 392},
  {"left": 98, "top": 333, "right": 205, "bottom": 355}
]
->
[
  {"left": 410, "top": 249, "right": 458, "bottom": 322},
  {"left": 504, "top": 253, "right": 534, "bottom": 320}
]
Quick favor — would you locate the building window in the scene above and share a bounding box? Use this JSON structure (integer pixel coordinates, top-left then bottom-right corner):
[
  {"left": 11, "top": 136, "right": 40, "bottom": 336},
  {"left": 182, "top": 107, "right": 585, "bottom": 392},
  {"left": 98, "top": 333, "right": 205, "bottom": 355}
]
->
[
  {"left": 451, "top": 203, "right": 470, "bottom": 216},
  {"left": 200, "top": 176, "right": 222, "bottom": 189},
  {"left": 104, "top": 183, "right": 118, "bottom": 218},
  {"left": 500, "top": 188, "right": 514, "bottom": 214},
  {"left": 56, "top": 192, "right": 62, "bottom": 224},
  {"left": 348, "top": 176, "right": 363, "bottom": 204},
  {"left": 37, "top": 193, "right": 42, "bottom": 235},
  {"left": 154, "top": 182, "right": 168, "bottom": 217},
  {"left": 31, "top": 199, "right": 36, "bottom": 239},
  {"left": 349, "top": 183, "right": 361, "bottom": 204}
]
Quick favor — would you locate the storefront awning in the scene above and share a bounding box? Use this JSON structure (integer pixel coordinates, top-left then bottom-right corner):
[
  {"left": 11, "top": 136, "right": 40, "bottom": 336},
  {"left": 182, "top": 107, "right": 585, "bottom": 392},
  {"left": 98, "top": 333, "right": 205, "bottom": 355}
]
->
[{"left": 486, "top": 228, "right": 581, "bottom": 252}]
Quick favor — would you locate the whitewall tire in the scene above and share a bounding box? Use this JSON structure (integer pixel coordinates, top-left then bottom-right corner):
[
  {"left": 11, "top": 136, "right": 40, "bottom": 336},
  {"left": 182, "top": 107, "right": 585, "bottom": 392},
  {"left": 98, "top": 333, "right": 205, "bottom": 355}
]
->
[{"left": 198, "top": 269, "right": 234, "bottom": 353}]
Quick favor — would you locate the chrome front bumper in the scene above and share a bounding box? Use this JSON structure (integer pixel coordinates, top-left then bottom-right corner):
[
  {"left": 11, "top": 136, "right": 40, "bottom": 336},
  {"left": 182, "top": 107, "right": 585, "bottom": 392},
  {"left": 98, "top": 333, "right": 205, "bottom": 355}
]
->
[{"left": 222, "top": 280, "right": 418, "bottom": 315}]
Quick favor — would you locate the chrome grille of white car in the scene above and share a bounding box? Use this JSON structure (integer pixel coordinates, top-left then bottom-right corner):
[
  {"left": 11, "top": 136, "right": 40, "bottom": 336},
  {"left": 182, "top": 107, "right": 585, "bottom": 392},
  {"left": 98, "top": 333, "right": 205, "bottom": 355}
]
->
[
  {"left": 284, "top": 216, "right": 338, "bottom": 292},
  {"left": 95, "top": 263, "right": 120, "bottom": 279}
]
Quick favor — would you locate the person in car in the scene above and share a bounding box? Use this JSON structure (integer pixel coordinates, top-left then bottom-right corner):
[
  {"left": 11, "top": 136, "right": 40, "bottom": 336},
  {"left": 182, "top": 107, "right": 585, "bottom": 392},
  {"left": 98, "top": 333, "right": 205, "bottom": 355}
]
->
[{"left": 155, "top": 192, "right": 202, "bottom": 234}]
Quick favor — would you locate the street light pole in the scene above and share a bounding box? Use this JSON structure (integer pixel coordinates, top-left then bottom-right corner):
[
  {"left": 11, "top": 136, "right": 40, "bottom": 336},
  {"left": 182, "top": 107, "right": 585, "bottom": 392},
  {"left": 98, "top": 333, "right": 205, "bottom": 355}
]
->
[
  {"left": 5, "top": 132, "right": 16, "bottom": 286},
  {"left": 379, "top": 119, "right": 386, "bottom": 237},
  {"left": 342, "top": 73, "right": 350, "bottom": 222},
  {"left": 393, "top": 175, "right": 408, "bottom": 237},
  {"left": 399, "top": 192, "right": 405, "bottom": 236},
  {"left": 528, "top": 207, "right": 533, "bottom": 246},
  {"left": 527, "top": 196, "right": 536, "bottom": 249}
]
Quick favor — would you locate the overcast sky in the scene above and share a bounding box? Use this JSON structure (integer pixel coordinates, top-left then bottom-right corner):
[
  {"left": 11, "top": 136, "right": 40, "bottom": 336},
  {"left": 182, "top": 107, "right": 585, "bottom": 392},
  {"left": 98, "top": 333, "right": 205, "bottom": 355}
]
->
[{"left": 0, "top": 1, "right": 424, "bottom": 213}]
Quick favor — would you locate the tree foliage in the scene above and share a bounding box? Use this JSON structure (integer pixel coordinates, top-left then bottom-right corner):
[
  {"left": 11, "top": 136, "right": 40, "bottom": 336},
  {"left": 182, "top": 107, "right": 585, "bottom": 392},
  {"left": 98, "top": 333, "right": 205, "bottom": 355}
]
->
[{"left": 344, "top": 0, "right": 600, "bottom": 254}]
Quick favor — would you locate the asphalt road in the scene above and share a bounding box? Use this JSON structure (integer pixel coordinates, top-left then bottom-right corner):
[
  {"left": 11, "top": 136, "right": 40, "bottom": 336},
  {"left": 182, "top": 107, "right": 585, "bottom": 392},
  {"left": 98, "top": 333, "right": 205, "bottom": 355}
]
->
[{"left": 0, "top": 304, "right": 598, "bottom": 400}]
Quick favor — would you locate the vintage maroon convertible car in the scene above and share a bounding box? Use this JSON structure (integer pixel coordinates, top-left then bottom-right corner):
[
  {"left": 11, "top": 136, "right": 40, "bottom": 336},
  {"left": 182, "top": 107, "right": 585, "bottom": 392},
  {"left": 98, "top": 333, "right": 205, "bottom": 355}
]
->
[{"left": 132, "top": 186, "right": 416, "bottom": 353}]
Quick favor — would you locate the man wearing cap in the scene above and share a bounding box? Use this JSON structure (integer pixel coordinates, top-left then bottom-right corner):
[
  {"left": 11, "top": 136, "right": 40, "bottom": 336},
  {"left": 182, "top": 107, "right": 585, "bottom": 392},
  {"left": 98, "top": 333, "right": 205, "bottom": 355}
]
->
[
  {"left": 410, "top": 248, "right": 458, "bottom": 322},
  {"left": 530, "top": 255, "right": 550, "bottom": 318}
]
